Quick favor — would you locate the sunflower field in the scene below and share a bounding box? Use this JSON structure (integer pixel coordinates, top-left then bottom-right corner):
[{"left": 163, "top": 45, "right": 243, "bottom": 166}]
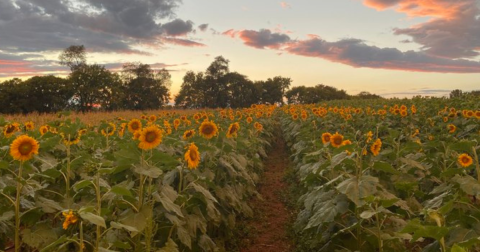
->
[
  {"left": 0, "top": 106, "right": 274, "bottom": 252},
  {"left": 280, "top": 97, "right": 480, "bottom": 252}
]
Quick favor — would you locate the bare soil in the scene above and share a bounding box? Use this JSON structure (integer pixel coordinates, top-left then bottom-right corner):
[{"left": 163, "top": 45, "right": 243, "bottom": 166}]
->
[{"left": 241, "top": 137, "right": 293, "bottom": 252}]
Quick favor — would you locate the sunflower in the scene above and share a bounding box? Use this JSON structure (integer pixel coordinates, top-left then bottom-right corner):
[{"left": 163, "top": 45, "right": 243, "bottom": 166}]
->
[
  {"left": 458, "top": 153, "right": 473, "bottom": 168},
  {"left": 226, "top": 122, "right": 240, "bottom": 138},
  {"left": 366, "top": 131, "right": 373, "bottom": 143},
  {"left": 101, "top": 123, "right": 116, "bottom": 136},
  {"left": 321, "top": 133, "right": 332, "bottom": 144},
  {"left": 301, "top": 113, "right": 308, "bottom": 121},
  {"left": 24, "top": 121, "right": 34, "bottom": 131},
  {"left": 183, "top": 129, "right": 195, "bottom": 140},
  {"left": 199, "top": 120, "right": 218, "bottom": 139},
  {"left": 39, "top": 125, "right": 49, "bottom": 136},
  {"left": 330, "top": 132, "right": 344, "bottom": 148},
  {"left": 342, "top": 139, "right": 352, "bottom": 146},
  {"left": 133, "top": 130, "right": 141, "bottom": 140},
  {"left": 128, "top": 119, "right": 142, "bottom": 133},
  {"left": 292, "top": 114, "right": 299, "bottom": 120},
  {"left": 246, "top": 117, "right": 253, "bottom": 124},
  {"left": 475, "top": 110, "right": 480, "bottom": 119},
  {"left": 138, "top": 125, "right": 163, "bottom": 150},
  {"left": 10, "top": 135, "right": 40, "bottom": 161},
  {"left": 60, "top": 132, "right": 81, "bottom": 146},
  {"left": 370, "top": 138, "right": 382, "bottom": 156},
  {"left": 400, "top": 110, "right": 408, "bottom": 117},
  {"left": 148, "top": 115, "right": 157, "bottom": 123},
  {"left": 3, "top": 123, "right": 19, "bottom": 138},
  {"left": 447, "top": 124, "right": 456, "bottom": 133},
  {"left": 173, "top": 119, "right": 181, "bottom": 130},
  {"left": 62, "top": 210, "right": 78, "bottom": 230},
  {"left": 185, "top": 143, "right": 201, "bottom": 169},
  {"left": 254, "top": 122, "right": 263, "bottom": 132}
]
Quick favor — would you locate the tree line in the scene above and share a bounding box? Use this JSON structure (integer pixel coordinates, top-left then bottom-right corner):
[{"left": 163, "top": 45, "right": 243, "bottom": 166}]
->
[{"left": 0, "top": 45, "right": 385, "bottom": 114}]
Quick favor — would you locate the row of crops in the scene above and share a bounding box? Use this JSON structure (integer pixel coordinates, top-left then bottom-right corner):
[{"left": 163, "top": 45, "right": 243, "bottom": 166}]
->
[
  {"left": 280, "top": 98, "right": 480, "bottom": 252},
  {"left": 0, "top": 106, "right": 274, "bottom": 252}
]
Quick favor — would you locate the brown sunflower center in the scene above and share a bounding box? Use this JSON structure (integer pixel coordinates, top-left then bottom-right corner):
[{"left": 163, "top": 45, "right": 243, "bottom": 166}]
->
[
  {"left": 145, "top": 131, "right": 157, "bottom": 143},
  {"left": 462, "top": 156, "right": 471, "bottom": 164},
  {"left": 131, "top": 123, "right": 140, "bottom": 130},
  {"left": 189, "top": 150, "right": 198, "bottom": 161},
  {"left": 19, "top": 142, "right": 33, "bottom": 155},
  {"left": 323, "top": 136, "right": 330, "bottom": 142},
  {"left": 202, "top": 125, "right": 213, "bottom": 135},
  {"left": 333, "top": 137, "right": 343, "bottom": 145},
  {"left": 186, "top": 131, "right": 193, "bottom": 138},
  {"left": 6, "top": 126, "right": 15, "bottom": 134}
]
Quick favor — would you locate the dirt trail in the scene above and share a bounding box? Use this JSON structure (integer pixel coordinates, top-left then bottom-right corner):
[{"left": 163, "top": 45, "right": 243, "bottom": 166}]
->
[{"left": 241, "top": 137, "right": 293, "bottom": 252}]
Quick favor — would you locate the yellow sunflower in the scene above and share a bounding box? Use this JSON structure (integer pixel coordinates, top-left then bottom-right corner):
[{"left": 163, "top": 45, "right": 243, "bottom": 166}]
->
[
  {"left": 246, "top": 117, "right": 253, "bottom": 124},
  {"left": 62, "top": 210, "right": 78, "bottom": 230},
  {"left": 475, "top": 110, "right": 480, "bottom": 119},
  {"left": 447, "top": 124, "right": 456, "bottom": 133},
  {"left": 10, "top": 135, "right": 40, "bottom": 161},
  {"left": 330, "top": 132, "right": 344, "bottom": 148},
  {"left": 321, "top": 133, "right": 331, "bottom": 144},
  {"left": 3, "top": 123, "right": 19, "bottom": 138},
  {"left": 148, "top": 115, "right": 157, "bottom": 123},
  {"left": 101, "top": 122, "right": 116, "bottom": 136},
  {"left": 39, "top": 125, "right": 49, "bottom": 136},
  {"left": 226, "top": 122, "right": 240, "bottom": 138},
  {"left": 370, "top": 138, "right": 382, "bottom": 156},
  {"left": 458, "top": 153, "right": 473, "bottom": 168},
  {"left": 254, "top": 122, "right": 263, "bottom": 132},
  {"left": 342, "top": 139, "right": 352, "bottom": 146},
  {"left": 366, "top": 131, "right": 373, "bottom": 143},
  {"left": 138, "top": 125, "right": 163, "bottom": 150},
  {"left": 183, "top": 129, "right": 195, "bottom": 140},
  {"left": 199, "top": 120, "right": 218, "bottom": 139},
  {"left": 173, "top": 119, "right": 181, "bottom": 130},
  {"left": 185, "top": 143, "right": 201, "bottom": 170},
  {"left": 128, "top": 119, "right": 142, "bottom": 133},
  {"left": 60, "top": 132, "right": 81, "bottom": 146},
  {"left": 24, "top": 121, "right": 35, "bottom": 131}
]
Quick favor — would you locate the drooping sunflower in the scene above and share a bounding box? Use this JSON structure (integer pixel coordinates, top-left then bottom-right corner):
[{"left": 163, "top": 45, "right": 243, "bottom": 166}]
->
[
  {"left": 24, "top": 121, "right": 35, "bottom": 131},
  {"left": 321, "top": 133, "right": 332, "bottom": 144},
  {"left": 185, "top": 143, "right": 201, "bottom": 170},
  {"left": 10, "top": 135, "right": 40, "bottom": 161},
  {"left": 39, "top": 125, "right": 49, "bottom": 136},
  {"left": 447, "top": 124, "right": 456, "bottom": 133},
  {"left": 199, "top": 120, "right": 218, "bottom": 139},
  {"left": 3, "top": 123, "right": 19, "bottom": 138},
  {"left": 330, "top": 132, "right": 344, "bottom": 148},
  {"left": 226, "top": 122, "right": 240, "bottom": 138},
  {"left": 138, "top": 125, "right": 163, "bottom": 150},
  {"left": 254, "top": 122, "right": 263, "bottom": 132},
  {"left": 128, "top": 119, "right": 142, "bottom": 133},
  {"left": 183, "top": 129, "right": 195, "bottom": 140},
  {"left": 458, "top": 153, "right": 473, "bottom": 168},
  {"left": 62, "top": 210, "right": 78, "bottom": 230},
  {"left": 370, "top": 138, "right": 382, "bottom": 156}
]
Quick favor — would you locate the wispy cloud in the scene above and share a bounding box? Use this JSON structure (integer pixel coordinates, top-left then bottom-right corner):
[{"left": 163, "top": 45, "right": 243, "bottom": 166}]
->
[
  {"left": 223, "top": 29, "right": 291, "bottom": 49},
  {"left": 280, "top": 2, "right": 291, "bottom": 9}
]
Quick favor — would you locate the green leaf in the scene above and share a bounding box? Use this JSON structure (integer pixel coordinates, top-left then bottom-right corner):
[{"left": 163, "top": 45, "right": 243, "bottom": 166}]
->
[
  {"left": 451, "top": 244, "right": 467, "bottom": 252},
  {"left": 336, "top": 175, "right": 379, "bottom": 206},
  {"left": 73, "top": 180, "right": 93, "bottom": 192},
  {"left": 451, "top": 175, "right": 480, "bottom": 196},
  {"left": 401, "top": 219, "right": 449, "bottom": 241},
  {"left": 157, "top": 238, "right": 179, "bottom": 252},
  {"left": 110, "top": 186, "right": 132, "bottom": 197},
  {"left": 0, "top": 160, "right": 9, "bottom": 170},
  {"left": 22, "top": 223, "right": 58, "bottom": 249},
  {"left": 132, "top": 164, "right": 163, "bottom": 178},
  {"left": 110, "top": 221, "right": 139, "bottom": 233},
  {"left": 373, "top": 161, "right": 400, "bottom": 175},
  {"left": 176, "top": 226, "right": 192, "bottom": 249},
  {"left": 450, "top": 141, "right": 474, "bottom": 153},
  {"left": 98, "top": 248, "right": 119, "bottom": 252},
  {"left": 35, "top": 196, "right": 63, "bottom": 213},
  {"left": 40, "top": 235, "right": 69, "bottom": 252},
  {"left": 79, "top": 212, "right": 106, "bottom": 228}
]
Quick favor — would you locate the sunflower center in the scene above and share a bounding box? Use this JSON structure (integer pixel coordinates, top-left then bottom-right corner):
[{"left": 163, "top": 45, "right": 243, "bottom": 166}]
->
[
  {"left": 202, "top": 125, "right": 213, "bottom": 135},
  {"left": 324, "top": 136, "right": 330, "bottom": 142},
  {"left": 19, "top": 142, "right": 33, "bottom": 155},
  {"left": 333, "top": 137, "right": 343, "bottom": 145},
  {"left": 462, "top": 157, "right": 470, "bottom": 164},
  {"left": 6, "top": 126, "right": 15, "bottom": 134},
  {"left": 145, "top": 132, "right": 157, "bottom": 143},
  {"left": 132, "top": 123, "right": 140, "bottom": 130},
  {"left": 189, "top": 150, "right": 198, "bottom": 160}
]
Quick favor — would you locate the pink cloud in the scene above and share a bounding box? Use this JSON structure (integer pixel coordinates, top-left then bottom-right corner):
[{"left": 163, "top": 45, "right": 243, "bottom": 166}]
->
[
  {"left": 222, "top": 29, "right": 291, "bottom": 49},
  {"left": 162, "top": 38, "right": 206, "bottom": 47},
  {"left": 280, "top": 2, "right": 291, "bottom": 9}
]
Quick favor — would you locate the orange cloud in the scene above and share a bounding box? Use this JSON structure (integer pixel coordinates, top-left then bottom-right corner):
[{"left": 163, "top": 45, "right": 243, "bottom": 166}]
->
[
  {"left": 362, "top": 0, "right": 472, "bottom": 18},
  {"left": 222, "top": 29, "right": 291, "bottom": 49},
  {"left": 280, "top": 2, "right": 291, "bottom": 9}
]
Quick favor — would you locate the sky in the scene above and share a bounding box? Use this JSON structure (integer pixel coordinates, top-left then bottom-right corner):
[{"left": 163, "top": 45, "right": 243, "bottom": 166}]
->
[{"left": 0, "top": 0, "right": 479, "bottom": 98}]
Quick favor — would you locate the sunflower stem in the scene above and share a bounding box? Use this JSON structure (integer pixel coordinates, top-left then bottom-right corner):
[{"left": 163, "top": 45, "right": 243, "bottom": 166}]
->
[
  {"left": 178, "top": 166, "right": 184, "bottom": 193},
  {"left": 66, "top": 136, "right": 71, "bottom": 208},
  {"left": 472, "top": 147, "right": 480, "bottom": 183},
  {"left": 80, "top": 221, "right": 84, "bottom": 252},
  {"left": 95, "top": 169, "right": 101, "bottom": 251},
  {"left": 14, "top": 161, "right": 23, "bottom": 252}
]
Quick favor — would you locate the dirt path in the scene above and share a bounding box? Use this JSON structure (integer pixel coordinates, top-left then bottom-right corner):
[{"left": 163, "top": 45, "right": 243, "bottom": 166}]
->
[{"left": 241, "top": 137, "right": 293, "bottom": 252}]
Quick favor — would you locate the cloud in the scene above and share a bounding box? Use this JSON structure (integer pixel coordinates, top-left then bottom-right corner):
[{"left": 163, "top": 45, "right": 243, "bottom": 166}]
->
[
  {"left": 223, "top": 29, "right": 291, "bottom": 49},
  {"left": 0, "top": 0, "right": 202, "bottom": 56},
  {"left": 362, "top": 0, "right": 480, "bottom": 59},
  {"left": 198, "top": 24, "right": 209, "bottom": 32},
  {"left": 161, "top": 19, "right": 194, "bottom": 36},
  {"left": 280, "top": 2, "right": 291, "bottom": 9},
  {"left": 285, "top": 37, "right": 480, "bottom": 73},
  {"left": 162, "top": 38, "right": 206, "bottom": 47}
]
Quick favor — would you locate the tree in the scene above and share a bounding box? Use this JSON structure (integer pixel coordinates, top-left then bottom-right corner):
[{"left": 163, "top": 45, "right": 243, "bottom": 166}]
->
[
  {"left": 69, "top": 64, "right": 117, "bottom": 112},
  {"left": 450, "top": 89, "right": 463, "bottom": 98},
  {"left": 355, "top": 91, "right": 382, "bottom": 100},
  {"left": 174, "top": 71, "right": 205, "bottom": 108},
  {"left": 257, "top": 76, "right": 291, "bottom": 104},
  {"left": 226, "top": 72, "right": 258, "bottom": 108},
  {"left": 122, "top": 63, "right": 171, "bottom": 110},
  {"left": 204, "top": 56, "right": 230, "bottom": 108},
  {"left": 59, "top": 45, "right": 87, "bottom": 70},
  {"left": 286, "top": 86, "right": 308, "bottom": 104},
  {"left": 23, "top": 76, "right": 74, "bottom": 113}
]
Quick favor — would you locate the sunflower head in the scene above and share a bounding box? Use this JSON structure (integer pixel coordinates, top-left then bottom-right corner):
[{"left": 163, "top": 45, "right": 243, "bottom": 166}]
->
[
  {"left": 370, "top": 138, "right": 382, "bottom": 156},
  {"left": 3, "top": 123, "right": 20, "bottom": 138},
  {"left": 330, "top": 132, "right": 344, "bottom": 148},
  {"left": 458, "top": 153, "right": 473, "bottom": 168},
  {"left": 101, "top": 122, "right": 116, "bottom": 136},
  {"left": 24, "top": 121, "right": 35, "bottom": 131},
  {"left": 226, "top": 122, "right": 240, "bottom": 138},
  {"left": 448, "top": 124, "right": 456, "bottom": 133},
  {"left": 254, "top": 122, "right": 263, "bottom": 132},
  {"left": 183, "top": 129, "right": 195, "bottom": 140},
  {"left": 10, "top": 135, "right": 40, "bottom": 161},
  {"left": 246, "top": 117, "right": 253, "bottom": 124},
  {"left": 60, "top": 132, "right": 81, "bottom": 146},
  {"left": 128, "top": 119, "right": 142, "bottom": 133},
  {"left": 173, "top": 119, "right": 181, "bottom": 130},
  {"left": 148, "top": 115, "right": 157, "bottom": 122},
  {"left": 138, "top": 125, "right": 163, "bottom": 150},
  {"left": 62, "top": 210, "right": 78, "bottom": 230},
  {"left": 185, "top": 143, "right": 201, "bottom": 170},
  {"left": 199, "top": 120, "right": 218, "bottom": 139},
  {"left": 321, "top": 133, "right": 332, "bottom": 144},
  {"left": 39, "top": 125, "right": 50, "bottom": 136}
]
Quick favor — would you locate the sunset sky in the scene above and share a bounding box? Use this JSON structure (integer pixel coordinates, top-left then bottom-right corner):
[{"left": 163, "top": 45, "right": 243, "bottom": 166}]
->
[{"left": 0, "top": 0, "right": 479, "bottom": 98}]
